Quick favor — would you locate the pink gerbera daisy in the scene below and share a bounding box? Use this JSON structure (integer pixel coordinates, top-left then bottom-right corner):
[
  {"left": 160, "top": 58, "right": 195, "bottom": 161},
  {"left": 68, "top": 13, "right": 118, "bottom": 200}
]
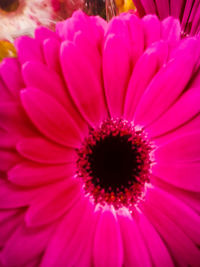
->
[
  {"left": 133, "top": 0, "right": 200, "bottom": 36},
  {"left": 0, "top": 10, "right": 200, "bottom": 267}
]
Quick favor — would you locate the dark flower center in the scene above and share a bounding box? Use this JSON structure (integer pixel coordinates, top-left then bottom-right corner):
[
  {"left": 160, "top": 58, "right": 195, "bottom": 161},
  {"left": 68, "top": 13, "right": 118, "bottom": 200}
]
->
[
  {"left": 77, "top": 118, "right": 151, "bottom": 209},
  {"left": 0, "top": 0, "right": 19, "bottom": 12}
]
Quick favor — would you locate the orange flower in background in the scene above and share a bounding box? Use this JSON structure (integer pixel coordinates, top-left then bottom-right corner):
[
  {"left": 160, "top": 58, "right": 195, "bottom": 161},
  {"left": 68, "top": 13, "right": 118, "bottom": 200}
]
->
[
  {"left": 115, "top": 0, "right": 136, "bottom": 13},
  {"left": 0, "top": 40, "right": 16, "bottom": 62}
]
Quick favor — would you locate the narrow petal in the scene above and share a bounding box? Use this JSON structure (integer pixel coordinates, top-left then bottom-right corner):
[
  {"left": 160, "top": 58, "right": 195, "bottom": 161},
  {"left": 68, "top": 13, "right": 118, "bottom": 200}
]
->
[
  {"left": 43, "top": 38, "right": 61, "bottom": 73},
  {"left": 34, "top": 27, "right": 58, "bottom": 43},
  {"left": 147, "top": 87, "right": 200, "bottom": 139},
  {"left": 146, "top": 186, "right": 200, "bottom": 245},
  {"left": 154, "top": 132, "right": 200, "bottom": 163},
  {"left": 142, "top": 15, "right": 161, "bottom": 47},
  {"left": 103, "top": 34, "right": 131, "bottom": 117},
  {"left": 134, "top": 48, "right": 196, "bottom": 127},
  {"left": 26, "top": 178, "right": 81, "bottom": 226},
  {"left": 22, "top": 61, "right": 70, "bottom": 106},
  {"left": 94, "top": 206, "right": 123, "bottom": 267},
  {"left": 155, "top": 0, "right": 169, "bottom": 19},
  {"left": 137, "top": 211, "right": 174, "bottom": 267},
  {"left": 0, "top": 58, "right": 24, "bottom": 98},
  {"left": 8, "top": 161, "right": 76, "bottom": 186},
  {"left": 161, "top": 17, "right": 181, "bottom": 43},
  {"left": 152, "top": 161, "right": 200, "bottom": 192},
  {"left": 20, "top": 88, "right": 82, "bottom": 148},
  {"left": 124, "top": 40, "right": 168, "bottom": 119},
  {"left": 117, "top": 208, "right": 151, "bottom": 267},
  {"left": 1, "top": 223, "right": 55, "bottom": 267},
  {"left": 0, "top": 180, "right": 38, "bottom": 208},
  {"left": 41, "top": 197, "right": 91, "bottom": 267},
  {"left": 60, "top": 40, "right": 107, "bottom": 126},
  {"left": 0, "top": 150, "right": 21, "bottom": 171},
  {"left": 17, "top": 137, "right": 77, "bottom": 164},
  {"left": 14, "top": 36, "right": 44, "bottom": 64},
  {"left": 142, "top": 195, "right": 200, "bottom": 267}
]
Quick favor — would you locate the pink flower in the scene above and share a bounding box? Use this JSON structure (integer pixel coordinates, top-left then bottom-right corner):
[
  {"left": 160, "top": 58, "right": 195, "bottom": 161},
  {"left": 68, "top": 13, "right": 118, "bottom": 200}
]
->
[
  {"left": 0, "top": 10, "right": 200, "bottom": 267},
  {"left": 133, "top": 0, "right": 200, "bottom": 36}
]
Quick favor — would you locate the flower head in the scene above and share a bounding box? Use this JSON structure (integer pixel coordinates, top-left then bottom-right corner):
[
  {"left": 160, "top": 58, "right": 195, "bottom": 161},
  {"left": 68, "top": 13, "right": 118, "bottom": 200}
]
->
[{"left": 0, "top": 10, "right": 200, "bottom": 267}]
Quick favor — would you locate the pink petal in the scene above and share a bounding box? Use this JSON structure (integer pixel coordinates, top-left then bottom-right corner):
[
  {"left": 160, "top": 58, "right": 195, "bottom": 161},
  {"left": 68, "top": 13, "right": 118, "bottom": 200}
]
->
[
  {"left": 151, "top": 176, "right": 200, "bottom": 214},
  {"left": 34, "top": 26, "right": 58, "bottom": 43},
  {"left": 1, "top": 223, "right": 55, "bottom": 267},
  {"left": 142, "top": 15, "right": 161, "bottom": 47},
  {"left": 0, "top": 180, "right": 38, "bottom": 208},
  {"left": 147, "top": 87, "right": 200, "bottom": 139},
  {"left": 0, "top": 210, "right": 23, "bottom": 247},
  {"left": 152, "top": 161, "right": 200, "bottom": 192},
  {"left": 14, "top": 36, "right": 44, "bottom": 64},
  {"left": 41, "top": 198, "right": 93, "bottom": 267},
  {"left": 0, "top": 150, "right": 21, "bottom": 172},
  {"left": 103, "top": 34, "right": 131, "bottom": 117},
  {"left": 43, "top": 38, "right": 61, "bottom": 73},
  {"left": 117, "top": 208, "right": 151, "bottom": 267},
  {"left": 138, "top": 0, "right": 157, "bottom": 14},
  {"left": 124, "top": 40, "right": 168, "bottom": 119},
  {"left": 170, "top": 0, "right": 185, "bottom": 18},
  {"left": 22, "top": 61, "right": 69, "bottom": 106},
  {"left": 94, "top": 206, "right": 123, "bottom": 267},
  {"left": 60, "top": 40, "right": 107, "bottom": 126},
  {"left": 161, "top": 17, "right": 181, "bottom": 43},
  {"left": 154, "top": 131, "right": 200, "bottom": 163},
  {"left": 0, "top": 102, "right": 36, "bottom": 136},
  {"left": 146, "top": 185, "right": 200, "bottom": 245},
  {"left": 0, "top": 77, "right": 12, "bottom": 103},
  {"left": 155, "top": 0, "right": 169, "bottom": 19},
  {"left": 17, "top": 137, "right": 77, "bottom": 164},
  {"left": 20, "top": 88, "right": 82, "bottom": 148},
  {"left": 142, "top": 194, "right": 200, "bottom": 267},
  {"left": 0, "top": 58, "right": 24, "bottom": 99},
  {"left": 134, "top": 46, "right": 196, "bottom": 127},
  {"left": 8, "top": 161, "right": 76, "bottom": 186},
  {"left": 26, "top": 178, "right": 81, "bottom": 226},
  {"left": 137, "top": 211, "right": 174, "bottom": 267}
]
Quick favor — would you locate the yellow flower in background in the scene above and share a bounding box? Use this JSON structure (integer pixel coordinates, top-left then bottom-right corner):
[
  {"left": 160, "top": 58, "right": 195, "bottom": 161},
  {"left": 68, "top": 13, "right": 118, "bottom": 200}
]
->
[
  {"left": 0, "top": 40, "right": 16, "bottom": 62},
  {"left": 115, "top": 0, "right": 136, "bottom": 13}
]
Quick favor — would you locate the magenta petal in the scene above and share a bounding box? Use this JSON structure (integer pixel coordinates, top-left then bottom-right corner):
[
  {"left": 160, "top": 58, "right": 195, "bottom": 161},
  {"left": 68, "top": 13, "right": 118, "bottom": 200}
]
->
[
  {"left": 60, "top": 40, "right": 107, "bottom": 126},
  {"left": 43, "top": 38, "right": 61, "bottom": 73},
  {"left": 26, "top": 179, "right": 81, "bottom": 226},
  {"left": 161, "top": 17, "right": 181, "bottom": 43},
  {"left": 155, "top": 0, "right": 169, "bottom": 19},
  {"left": 14, "top": 36, "right": 44, "bottom": 64},
  {"left": 17, "top": 137, "right": 77, "bottom": 164},
  {"left": 143, "top": 195, "right": 200, "bottom": 267},
  {"left": 117, "top": 208, "right": 151, "bottom": 267},
  {"left": 137, "top": 211, "right": 174, "bottom": 267},
  {"left": 147, "top": 87, "right": 200, "bottom": 139},
  {"left": 152, "top": 161, "right": 200, "bottom": 192},
  {"left": 8, "top": 161, "right": 76, "bottom": 186},
  {"left": 124, "top": 40, "right": 168, "bottom": 119},
  {"left": 1, "top": 223, "right": 55, "bottom": 267},
  {"left": 142, "top": 15, "right": 161, "bottom": 47},
  {"left": 0, "top": 58, "right": 24, "bottom": 99},
  {"left": 0, "top": 150, "right": 20, "bottom": 172},
  {"left": 22, "top": 61, "right": 69, "bottom": 106},
  {"left": 20, "top": 88, "right": 82, "bottom": 147},
  {"left": 34, "top": 26, "right": 58, "bottom": 43},
  {"left": 134, "top": 47, "right": 196, "bottom": 127},
  {"left": 0, "top": 180, "right": 38, "bottom": 208},
  {"left": 41, "top": 198, "right": 92, "bottom": 267},
  {"left": 94, "top": 207, "right": 123, "bottom": 267},
  {"left": 154, "top": 131, "right": 200, "bottom": 163},
  {"left": 146, "top": 186, "right": 200, "bottom": 245},
  {"left": 0, "top": 211, "right": 23, "bottom": 247},
  {"left": 103, "top": 34, "right": 131, "bottom": 117}
]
